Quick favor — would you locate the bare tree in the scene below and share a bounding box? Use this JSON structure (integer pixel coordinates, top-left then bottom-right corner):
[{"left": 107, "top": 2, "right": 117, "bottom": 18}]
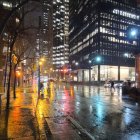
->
[
  {"left": 12, "top": 34, "right": 36, "bottom": 98},
  {"left": 2, "top": 2, "right": 40, "bottom": 109}
]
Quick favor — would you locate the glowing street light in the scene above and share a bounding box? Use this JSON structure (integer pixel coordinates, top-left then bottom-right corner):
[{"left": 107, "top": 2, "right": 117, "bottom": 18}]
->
[
  {"left": 127, "top": 27, "right": 139, "bottom": 40},
  {"left": 75, "top": 62, "right": 79, "bottom": 66},
  {"left": 95, "top": 56, "right": 102, "bottom": 62},
  {"left": 89, "top": 60, "right": 92, "bottom": 64},
  {"left": 39, "top": 61, "right": 43, "bottom": 66},
  {"left": 50, "top": 68, "right": 53, "bottom": 71},
  {"left": 38, "top": 57, "right": 45, "bottom": 97},
  {"left": 16, "top": 71, "right": 21, "bottom": 77},
  {"left": 130, "top": 28, "right": 138, "bottom": 37},
  {"left": 40, "top": 58, "right": 45, "bottom": 62}
]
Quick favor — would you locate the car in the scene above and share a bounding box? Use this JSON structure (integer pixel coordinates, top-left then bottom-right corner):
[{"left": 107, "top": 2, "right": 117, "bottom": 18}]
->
[
  {"left": 114, "top": 83, "right": 123, "bottom": 88},
  {"left": 104, "top": 83, "right": 111, "bottom": 88},
  {"left": 104, "top": 82, "right": 123, "bottom": 88}
]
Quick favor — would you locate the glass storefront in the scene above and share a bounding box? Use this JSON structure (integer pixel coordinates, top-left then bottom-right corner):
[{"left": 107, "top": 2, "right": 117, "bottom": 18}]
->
[
  {"left": 78, "top": 70, "right": 82, "bottom": 82},
  {"left": 91, "top": 66, "right": 98, "bottom": 81},
  {"left": 100, "top": 65, "right": 118, "bottom": 81},
  {"left": 91, "top": 65, "right": 135, "bottom": 81},
  {"left": 84, "top": 70, "right": 89, "bottom": 82},
  {"left": 76, "top": 65, "right": 135, "bottom": 82},
  {"left": 120, "top": 67, "right": 135, "bottom": 81}
]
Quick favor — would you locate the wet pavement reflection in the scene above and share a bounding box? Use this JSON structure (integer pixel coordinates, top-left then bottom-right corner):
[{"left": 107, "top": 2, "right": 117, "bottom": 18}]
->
[
  {"left": 0, "top": 83, "right": 140, "bottom": 140},
  {"left": 0, "top": 88, "right": 40, "bottom": 140},
  {"left": 36, "top": 83, "right": 140, "bottom": 140}
]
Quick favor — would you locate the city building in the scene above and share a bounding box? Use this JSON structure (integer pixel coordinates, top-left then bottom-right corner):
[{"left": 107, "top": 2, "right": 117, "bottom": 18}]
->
[
  {"left": 41, "top": 0, "right": 53, "bottom": 58},
  {"left": 40, "top": 0, "right": 69, "bottom": 69},
  {"left": 69, "top": 0, "right": 140, "bottom": 82},
  {"left": 52, "top": 0, "right": 69, "bottom": 68}
]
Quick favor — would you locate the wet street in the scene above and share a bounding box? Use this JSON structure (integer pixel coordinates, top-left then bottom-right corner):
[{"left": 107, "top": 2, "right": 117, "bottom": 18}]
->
[
  {"left": 0, "top": 83, "right": 140, "bottom": 140},
  {"left": 36, "top": 83, "right": 140, "bottom": 140}
]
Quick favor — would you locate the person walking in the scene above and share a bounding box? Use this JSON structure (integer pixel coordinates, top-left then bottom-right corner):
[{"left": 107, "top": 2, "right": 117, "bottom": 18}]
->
[
  {"left": 40, "top": 82, "right": 44, "bottom": 97},
  {"left": 110, "top": 80, "right": 115, "bottom": 92}
]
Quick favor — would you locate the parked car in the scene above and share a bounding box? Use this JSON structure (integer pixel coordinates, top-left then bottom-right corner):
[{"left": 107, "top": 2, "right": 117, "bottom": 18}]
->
[
  {"left": 104, "top": 82, "right": 111, "bottom": 88},
  {"left": 104, "top": 82, "right": 123, "bottom": 88},
  {"left": 114, "top": 83, "right": 123, "bottom": 88}
]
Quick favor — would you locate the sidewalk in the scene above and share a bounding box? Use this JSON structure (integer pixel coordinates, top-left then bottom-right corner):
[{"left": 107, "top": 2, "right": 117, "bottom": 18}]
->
[{"left": 0, "top": 87, "right": 40, "bottom": 140}]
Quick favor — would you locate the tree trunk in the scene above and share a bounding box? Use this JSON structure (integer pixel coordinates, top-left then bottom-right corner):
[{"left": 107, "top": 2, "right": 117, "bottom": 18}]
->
[
  {"left": 6, "top": 32, "right": 17, "bottom": 109},
  {"left": 13, "top": 65, "right": 17, "bottom": 98},
  {"left": 3, "top": 40, "right": 10, "bottom": 92},
  {"left": 6, "top": 49, "right": 12, "bottom": 109}
]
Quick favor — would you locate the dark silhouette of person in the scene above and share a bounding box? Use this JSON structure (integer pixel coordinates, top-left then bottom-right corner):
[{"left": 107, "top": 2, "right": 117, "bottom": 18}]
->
[
  {"left": 110, "top": 81, "right": 115, "bottom": 91},
  {"left": 40, "top": 82, "right": 43, "bottom": 90}
]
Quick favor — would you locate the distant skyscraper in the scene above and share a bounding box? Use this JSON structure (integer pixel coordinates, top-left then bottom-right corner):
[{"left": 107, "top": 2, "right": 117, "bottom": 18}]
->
[
  {"left": 70, "top": 0, "right": 140, "bottom": 82},
  {"left": 52, "top": 0, "right": 69, "bottom": 68},
  {"left": 41, "top": 0, "right": 53, "bottom": 58},
  {"left": 41, "top": 0, "right": 69, "bottom": 68}
]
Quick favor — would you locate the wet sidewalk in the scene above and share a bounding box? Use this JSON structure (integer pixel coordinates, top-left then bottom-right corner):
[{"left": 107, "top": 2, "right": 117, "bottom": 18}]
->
[{"left": 0, "top": 87, "right": 40, "bottom": 140}]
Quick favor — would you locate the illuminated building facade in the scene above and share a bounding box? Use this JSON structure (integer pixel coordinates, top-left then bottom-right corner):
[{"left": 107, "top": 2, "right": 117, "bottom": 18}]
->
[
  {"left": 40, "top": 0, "right": 69, "bottom": 68},
  {"left": 70, "top": 0, "right": 140, "bottom": 82},
  {"left": 41, "top": 0, "right": 53, "bottom": 58},
  {"left": 52, "top": 0, "right": 69, "bottom": 68}
]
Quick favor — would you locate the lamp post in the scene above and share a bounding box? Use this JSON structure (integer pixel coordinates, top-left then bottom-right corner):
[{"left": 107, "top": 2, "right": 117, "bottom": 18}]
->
[
  {"left": 38, "top": 58, "right": 45, "bottom": 97},
  {"left": 75, "top": 62, "right": 79, "bottom": 82},
  {"left": 88, "top": 55, "right": 102, "bottom": 83},
  {"left": 38, "top": 63, "right": 40, "bottom": 97},
  {"left": 16, "top": 71, "right": 21, "bottom": 87},
  {"left": 88, "top": 60, "right": 92, "bottom": 83}
]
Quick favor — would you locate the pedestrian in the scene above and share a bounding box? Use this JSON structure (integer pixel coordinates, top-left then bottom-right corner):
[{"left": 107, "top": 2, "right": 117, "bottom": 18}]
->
[
  {"left": 40, "top": 82, "right": 44, "bottom": 95},
  {"left": 110, "top": 80, "right": 115, "bottom": 92}
]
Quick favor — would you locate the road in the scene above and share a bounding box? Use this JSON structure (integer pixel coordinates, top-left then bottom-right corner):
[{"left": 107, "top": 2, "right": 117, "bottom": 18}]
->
[{"left": 36, "top": 83, "right": 140, "bottom": 140}]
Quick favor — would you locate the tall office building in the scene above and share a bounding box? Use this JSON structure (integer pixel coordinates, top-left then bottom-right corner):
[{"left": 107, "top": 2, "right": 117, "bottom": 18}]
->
[
  {"left": 70, "top": 0, "right": 140, "bottom": 82},
  {"left": 52, "top": 0, "right": 69, "bottom": 68},
  {"left": 41, "top": 0, "right": 69, "bottom": 68},
  {"left": 41, "top": 0, "right": 53, "bottom": 58}
]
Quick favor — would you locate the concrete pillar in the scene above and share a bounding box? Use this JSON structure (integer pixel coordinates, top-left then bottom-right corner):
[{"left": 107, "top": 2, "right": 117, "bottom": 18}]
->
[{"left": 135, "top": 54, "right": 140, "bottom": 88}]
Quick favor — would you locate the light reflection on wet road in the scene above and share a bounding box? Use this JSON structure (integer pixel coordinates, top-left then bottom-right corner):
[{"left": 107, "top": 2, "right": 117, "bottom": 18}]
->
[{"left": 37, "top": 83, "right": 140, "bottom": 140}]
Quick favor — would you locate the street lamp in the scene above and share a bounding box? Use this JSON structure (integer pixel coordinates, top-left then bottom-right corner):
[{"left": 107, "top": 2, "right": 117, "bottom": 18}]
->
[
  {"left": 40, "top": 57, "right": 45, "bottom": 62},
  {"left": 75, "top": 62, "right": 79, "bottom": 66},
  {"left": 88, "top": 60, "right": 92, "bottom": 64},
  {"left": 16, "top": 71, "right": 21, "bottom": 87},
  {"left": 39, "top": 61, "right": 43, "bottom": 66},
  {"left": 38, "top": 58, "right": 45, "bottom": 97},
  {"left": 88, "top": 60, "right": 92, "bottom": 83},
  {"left": 95, "top": 56, "right": 102, "bottom": 63},
  {"left": 127, "top": 27, "right": 139, "bottom": 41},
  {"left": 129, "top": 28, "right": 138, "bottom": 38}
]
